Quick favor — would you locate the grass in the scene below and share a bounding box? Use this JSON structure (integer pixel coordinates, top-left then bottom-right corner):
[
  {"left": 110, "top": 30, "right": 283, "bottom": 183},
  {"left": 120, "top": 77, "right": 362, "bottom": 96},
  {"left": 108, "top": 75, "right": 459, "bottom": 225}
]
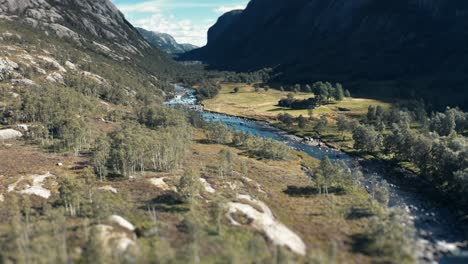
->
[
  {"left": 203, "top": 83, "right": 311, "bottom": 121},
  {"left": 203, "top": 82, "right": 391, "bottom": 155},
  {"left": 0, "top": 128, "right": 384, "bottom": 263},
  {"left": 203, "top": 83, "right": 391, "bottom": 122}
]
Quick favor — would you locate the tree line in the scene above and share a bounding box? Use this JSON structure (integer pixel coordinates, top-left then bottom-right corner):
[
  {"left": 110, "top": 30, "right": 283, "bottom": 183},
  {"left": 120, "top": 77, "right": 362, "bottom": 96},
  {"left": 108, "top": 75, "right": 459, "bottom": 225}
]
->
[
  {"left": 338, "top": 105, "right": 468, "bottom": 215},
  {"left": 278, "top": 81, "right": 350, "bottom": 110}
]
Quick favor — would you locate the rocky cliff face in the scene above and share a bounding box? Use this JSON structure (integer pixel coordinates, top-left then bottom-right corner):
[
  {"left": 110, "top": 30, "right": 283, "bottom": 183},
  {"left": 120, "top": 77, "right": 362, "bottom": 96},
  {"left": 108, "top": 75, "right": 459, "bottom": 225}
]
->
[
  {"left": 0, "top": 0, "right": 151, "bottom": 58},
  {"left": 182, "top": 0, "right": 468, "bottom": 108},
  {"left": 207, "top": 10, "right": 243, "bottom": 44},
  {"left": 137, "top": 28, "right": 197, "bottom": 54}
]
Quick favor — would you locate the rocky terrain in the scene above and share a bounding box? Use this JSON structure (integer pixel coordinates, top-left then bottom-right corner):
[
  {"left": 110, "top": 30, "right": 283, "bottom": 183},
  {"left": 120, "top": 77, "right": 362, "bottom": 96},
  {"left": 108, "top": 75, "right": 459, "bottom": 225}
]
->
[
  {"left": 181, "top": 0, "right": 468, "bottom": 109},
  {"left": 137, "top": 28, "right": 197, "bottom": 55},
  {"left": 0, "top": 0, "right": 157, "bottom": 60}
]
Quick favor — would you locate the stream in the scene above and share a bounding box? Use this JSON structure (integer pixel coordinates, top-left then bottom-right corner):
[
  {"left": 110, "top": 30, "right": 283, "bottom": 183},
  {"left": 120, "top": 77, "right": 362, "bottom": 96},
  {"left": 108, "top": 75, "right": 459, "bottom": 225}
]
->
[{"left": 166, "top": 85, "right": 468, "bottom": 263}]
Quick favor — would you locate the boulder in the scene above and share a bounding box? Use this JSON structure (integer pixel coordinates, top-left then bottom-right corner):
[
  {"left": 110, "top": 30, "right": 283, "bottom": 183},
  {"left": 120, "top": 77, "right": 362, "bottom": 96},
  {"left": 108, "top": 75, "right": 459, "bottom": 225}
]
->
[
  {"left": 108, "top": 215, "right": 135, "bottom": 232},
  {"left": 0, "top": 129, "right": 22, "bottom": 140},
  {"left": 46, "top": 72, "right": 64, "bottom": 83}
]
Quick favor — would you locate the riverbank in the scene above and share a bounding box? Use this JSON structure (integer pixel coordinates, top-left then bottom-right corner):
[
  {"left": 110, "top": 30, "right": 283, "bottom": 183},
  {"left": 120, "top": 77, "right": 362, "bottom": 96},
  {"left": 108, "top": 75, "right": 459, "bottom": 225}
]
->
[
  {"left": 167, "top": 87, "right": 416, "bottom": 263},
  {"left": 199, "top": 87, "right": 468, "bottom": 262}
]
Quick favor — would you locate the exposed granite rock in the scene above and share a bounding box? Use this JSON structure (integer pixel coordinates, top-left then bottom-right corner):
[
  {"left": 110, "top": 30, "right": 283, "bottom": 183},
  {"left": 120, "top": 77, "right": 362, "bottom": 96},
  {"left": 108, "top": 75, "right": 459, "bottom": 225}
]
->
[{"left": 0, "top": 0, "right": 151, "bottom": 56}]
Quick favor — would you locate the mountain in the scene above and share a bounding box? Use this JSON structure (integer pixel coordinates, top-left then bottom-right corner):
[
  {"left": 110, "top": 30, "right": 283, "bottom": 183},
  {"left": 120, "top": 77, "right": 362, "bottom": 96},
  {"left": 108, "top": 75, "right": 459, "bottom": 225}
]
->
[
  {"left": 181, "top": 0, "right": 468, "bottom": 108},
  {"left": 207, "top": 10, "right": 243, "bottom": 44},
  {"left": 137, "top": 28, "right": 198, "bottom": 54},
  {"left": 0, "top": 0, "right": 181, "bottom": 103},
  {"left": 0, "top": 0, "right": 167, "bottom": 61}
]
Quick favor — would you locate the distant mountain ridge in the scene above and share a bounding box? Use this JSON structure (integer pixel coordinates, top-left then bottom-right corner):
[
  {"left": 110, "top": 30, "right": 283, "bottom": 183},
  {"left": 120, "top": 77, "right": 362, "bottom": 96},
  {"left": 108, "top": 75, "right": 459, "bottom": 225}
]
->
[
  {"left": 181, "top": 0, "right": 468, "bottom": 108},
  {"left": 137, "top": 28, "right": 198, "bottom": 54}
]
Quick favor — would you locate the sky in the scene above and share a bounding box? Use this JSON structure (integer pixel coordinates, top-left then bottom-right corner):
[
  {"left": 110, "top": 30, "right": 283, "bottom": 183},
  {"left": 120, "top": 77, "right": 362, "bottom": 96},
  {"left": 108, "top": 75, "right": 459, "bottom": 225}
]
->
[{"left": 112, "top": 0, "right": 249, "bottom": 46}]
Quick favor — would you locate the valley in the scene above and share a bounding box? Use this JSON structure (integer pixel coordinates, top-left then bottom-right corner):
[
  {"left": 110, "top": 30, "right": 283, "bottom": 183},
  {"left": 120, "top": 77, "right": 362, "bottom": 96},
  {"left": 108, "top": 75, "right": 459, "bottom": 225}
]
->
[
  {"left": 0, "top": 0, "right": 467, "bottom": 264},
  {"left": 180, "top": 85, "right": 468, "bottom": 263}
]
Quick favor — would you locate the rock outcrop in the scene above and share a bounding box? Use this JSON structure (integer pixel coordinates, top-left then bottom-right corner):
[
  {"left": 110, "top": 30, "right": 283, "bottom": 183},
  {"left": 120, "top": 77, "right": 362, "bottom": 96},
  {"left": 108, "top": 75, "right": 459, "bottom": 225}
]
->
[
  {"left": 0, "top": 0, "right": 151, "bottom": 56},
  {"left": 0, "top": 129, "right": 22, "bottom": 140}
]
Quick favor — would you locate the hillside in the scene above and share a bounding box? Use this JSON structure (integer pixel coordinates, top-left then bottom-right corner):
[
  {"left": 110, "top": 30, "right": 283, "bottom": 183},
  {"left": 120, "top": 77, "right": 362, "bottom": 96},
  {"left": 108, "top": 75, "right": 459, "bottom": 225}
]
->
[
  {"left": 181, "top": 0, "right": 468, "bottom": 109},
  {"left": 0, "top": 20, "right": 405, "bottom": 262},
  {"left": 0, "top": 0, "right": 429, "bottom": 263},
  {"left": 137, "top": 28, "right": 198, "bottom": 54},
  {"left": 0, "top": 0, "right": 177, "bottom": 68}
]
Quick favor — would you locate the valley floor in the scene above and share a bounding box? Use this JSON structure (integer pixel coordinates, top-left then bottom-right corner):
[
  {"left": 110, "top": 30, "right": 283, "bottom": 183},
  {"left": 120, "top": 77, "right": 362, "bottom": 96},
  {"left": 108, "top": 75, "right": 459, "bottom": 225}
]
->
[{"left": 203, "top": 83, "right": 389, "bottom": 154}]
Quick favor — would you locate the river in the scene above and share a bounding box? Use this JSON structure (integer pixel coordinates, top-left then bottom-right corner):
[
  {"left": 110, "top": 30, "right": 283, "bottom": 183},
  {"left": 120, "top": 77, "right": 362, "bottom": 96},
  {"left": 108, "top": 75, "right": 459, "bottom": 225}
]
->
[{"left": 166, "top": 85, "right": 468, "bottom": 263}]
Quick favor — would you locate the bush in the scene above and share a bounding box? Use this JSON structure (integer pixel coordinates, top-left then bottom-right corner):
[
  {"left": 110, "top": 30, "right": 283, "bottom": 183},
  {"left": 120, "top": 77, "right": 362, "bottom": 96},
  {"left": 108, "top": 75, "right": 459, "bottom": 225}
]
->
[
  {"left": 205, "top": 123, "right": 233, "bottom": 144},
  {"left": 249, "top": 138, "right": 290, "bottom": 160},
  {"left": 360, "top": 210, "right": 416, "bottom": 263}
]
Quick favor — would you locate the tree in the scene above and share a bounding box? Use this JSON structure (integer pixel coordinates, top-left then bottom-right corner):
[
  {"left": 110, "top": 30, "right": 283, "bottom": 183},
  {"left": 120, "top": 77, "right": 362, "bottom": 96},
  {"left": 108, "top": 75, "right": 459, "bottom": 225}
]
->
[
  {"left": 376, "top": 119, "right": 386, "bottom": 132},
  {"left": 108, "top": 124, "right": 146, "bottom": 177},
  {"left": 373, "top": 181, "right": 390, "bottom": 206},
  {"left": 430, "top": 111, "right": 456, "bottom": 136},
  {"left": 315, "top": 115, "right": 328, "bottom": 135},
  {"left": 177, "top": 170, "right": 201, "bottom": 205},
  {"left": 446, "top": 107, "right": 467, "bottom": 133},
  {"left": 251, "top": 138, "right": 290, "bottom": 160},
  {"left": 205, "top": 123, "right": 232, "bottom": 144},
  {"left": 314, "top": 156, "right": 342, "bottom": 194},
  {"left": 297, "top": 115, "right": 307, "bottom": 129},
  {"left": 376, "top": 105, "right": 385, "bottom": 120},
  {"left": 353, "top": 125, "right": 382, "bottom": 153},
  {"left": 197, "top": 80, "right": 220, "bottom": 99},
  {"left": 411, "top": 135, "right": 433, "bottom": 170},
  {"left": 294, "top": 84, "right": 301, "bottom": 93},
  {"left": 312, "top": 82, "right": 329, "bottom": 105},
  {"left": 219, "top": 149, "right": 235, "bottom": 176},
  {"left": 337, "top": 115, "right": 350, "bottom": 137},
  {"left": 344, "top": 89, "right": 351, "bottom": 98},
  {"left": 367, "top": 105, "right": 377, "bottom": 122},
  {"left": 59, "top": 176, "right": 85, "bottom": 217},
  {"left": 211, "top": 201, "right": 224, "bottom": 235},
  {"left": 92, "top": 136, "right": 110, "bottom": 181},
  {"left": 278, "top": 113, "right": 294, "bottom": 126},
  {"left": 333, "top": 83, "right": 344, "bottom": 101}
]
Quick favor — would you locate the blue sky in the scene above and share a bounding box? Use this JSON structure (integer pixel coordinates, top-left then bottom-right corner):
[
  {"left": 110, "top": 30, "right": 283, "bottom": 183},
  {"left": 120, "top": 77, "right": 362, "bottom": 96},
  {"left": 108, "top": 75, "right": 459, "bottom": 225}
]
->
[{"left": 112, "top": 0, "right": 249, "bottom": 46}]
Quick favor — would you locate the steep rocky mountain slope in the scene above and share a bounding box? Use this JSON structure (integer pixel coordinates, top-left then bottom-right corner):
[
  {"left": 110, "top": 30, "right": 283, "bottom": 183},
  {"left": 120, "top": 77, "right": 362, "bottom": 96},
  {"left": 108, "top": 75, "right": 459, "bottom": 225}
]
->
[
  {"left": 0, "top": 0, "right": 171, "bottom": 62},
  {"left": 137, "top": 27, "right": 198, "bottom": 54},
  {"left": 181, "top": 0, "right": 468, "bottom": 108}
]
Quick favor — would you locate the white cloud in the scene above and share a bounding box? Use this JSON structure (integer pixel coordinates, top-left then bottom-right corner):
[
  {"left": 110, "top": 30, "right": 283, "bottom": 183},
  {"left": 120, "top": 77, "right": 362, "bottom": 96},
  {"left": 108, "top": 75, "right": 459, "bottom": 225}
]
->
[
  {"left": 113, "top": 0, "right": 247, "bottom": 46},
  {"left": 214, "top": 5, "right": 245, "bottom": 14},
  {"left": 134, "top": 13, "right": 214, "bottom": 46},
  {"left": 117, "top": 1, "right": 162, "bottom": 13}
]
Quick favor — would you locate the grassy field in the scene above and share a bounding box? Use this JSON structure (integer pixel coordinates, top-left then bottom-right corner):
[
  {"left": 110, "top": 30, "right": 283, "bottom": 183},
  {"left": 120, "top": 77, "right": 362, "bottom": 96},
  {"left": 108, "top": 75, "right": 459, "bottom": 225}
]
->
[
  {"left": 203, "top": 83, "right": 390, "bottom": 122},
  {"left": 203, "top": 83, "right": 391, "bottom": 153}
]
